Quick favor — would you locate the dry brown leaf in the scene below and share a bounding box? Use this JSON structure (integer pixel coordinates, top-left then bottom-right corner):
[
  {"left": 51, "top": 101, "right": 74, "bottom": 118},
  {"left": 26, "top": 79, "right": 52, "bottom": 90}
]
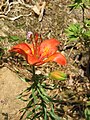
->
[{"left": 32, "top": 1, "right": 46, "bottom": 21}]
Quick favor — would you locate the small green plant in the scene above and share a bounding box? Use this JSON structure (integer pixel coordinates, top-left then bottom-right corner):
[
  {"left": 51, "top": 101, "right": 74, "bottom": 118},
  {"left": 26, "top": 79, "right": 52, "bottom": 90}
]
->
[
  {"left": 66, "top": 0, "right": 90, "bottom": 47},
  {"left": 69, "top": 0, "right": 90, "bottom": 10},
  {"left": 65, "top": 23, "right": 83, "bottom": 42},
  {"left": 9, "top": 35, "right": 20, "bottom": 42},
  {"left": 8, "top": 35, "right": 26, "bottom": 42},
  {"left": 65, "top": 22, "right": 90, "bottom": 47},
  {"left": 9, "top": 32, "right": 67, "bottom": 119},
  {"left": 85, "top": 101, "right": 90, "bottom": 120},
  {"left": 66, "top": 1, "right": 90, "bottom": 119}
]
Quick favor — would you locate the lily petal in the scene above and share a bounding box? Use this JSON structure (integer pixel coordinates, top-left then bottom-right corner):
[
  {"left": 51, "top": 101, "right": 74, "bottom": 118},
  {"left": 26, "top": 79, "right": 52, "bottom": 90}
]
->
[
  {"left": 9, "top": 43, "right": 32, "bottom": 55},
  {"left": 9, "top": 48, "right": 27, "bottom": 56},
  {"left": 26, "top": 54, "right": 40, "bottom": 65},
  {"left": 39, "top": 39, "right": 60, "bottom": 59},
  {"left": 44, "top": 53, "right": 66, "bottom": 65}
]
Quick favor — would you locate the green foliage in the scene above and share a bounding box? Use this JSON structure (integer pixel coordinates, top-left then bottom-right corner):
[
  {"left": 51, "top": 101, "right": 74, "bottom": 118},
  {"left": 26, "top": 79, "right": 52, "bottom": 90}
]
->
[
  {"left": 85, "top": 20, "right": 90, "bottom": 27},
  {"left": 65, "top": 7, "right": 90, "bottom": 46},
  {"left": 8, "top": 35, "right": 26, "bottom": 42},
  {"left": 18, "top": 73, "right": 61, "bottom": 120},
  {"left": 85, "top": 108, "right": 90, "bottom": 120},
  {"left": 65, "top": 23, "right": 82, "bottom": 42},
  {"left": 0, "top": 35, "right": 21, "bottom": 42},
  {"left": 8, "top": 35, "right": 20, "bottom": 42},
  {"left": 69, "top": 0, "right": 90, "bottom": 10},
  {"left": 0, "top": 35, "right": 21, "bottom": 41},
  {"left": 85, "top": 101, "right": 90, "bottom": 120},
  {"left": 0, "top": 36, "right": 6, "bottom": 41},
  {"left": 83, "top": 30, "right": 90, "bottom": 37},
  {"left": 66, "top": 22, "right": 90, "bottom": 47}
]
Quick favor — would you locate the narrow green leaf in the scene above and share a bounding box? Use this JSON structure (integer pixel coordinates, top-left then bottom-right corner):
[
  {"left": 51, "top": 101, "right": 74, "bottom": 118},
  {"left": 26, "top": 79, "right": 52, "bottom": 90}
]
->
[
  {"left": 20, "top": 77, "right": 30, "bottom": 82},
  {"left": 84, "top": 30, "right": 90, "bottom": 37},
  {"left": 32, "top": 87, "right": 37, "bottom": 104},
  {"left": 44, "top": 106, "right": 47, "bottom": 120},
  {"left": 37, "top": 88, "right": 49, "bottom": 103},
  {"left": 48, "top": 105, "right": 60, "bottom": 120},
  {"left": 37, "top": 83, "right": 53, "bottom": 101},
  {"left": 48, "top": 111, "right": 60, "bottom": 120},
  {"left": 26, "top": 110, "right": 34, "bottom": 118},
  {"left": 26, "top": 98, "right": 34, "bottom": 108},
  {"left": 9, "top": 35, "right": 20, "bottom": 41},
  {"left": 85, "top": 108, "right": 90, "bottom": 120},
  {"left": 69, "top": 36, "right": 78, "bottom": 41}
]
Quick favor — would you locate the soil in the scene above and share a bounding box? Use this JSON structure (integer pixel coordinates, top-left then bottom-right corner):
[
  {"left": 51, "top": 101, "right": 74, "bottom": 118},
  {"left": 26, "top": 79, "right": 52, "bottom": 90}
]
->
[{"left": 0, "top": 0, "right": 90, "bottom": 120}]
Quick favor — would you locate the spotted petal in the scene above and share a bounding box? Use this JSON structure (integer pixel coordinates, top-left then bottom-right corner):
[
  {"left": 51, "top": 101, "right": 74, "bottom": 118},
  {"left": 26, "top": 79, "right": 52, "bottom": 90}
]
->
[
  {"left": 44, "top": 53, "right": 66, "bottom": 65},
  {"left": 39, "top": 39, "right": 60, "bottom": 59}
]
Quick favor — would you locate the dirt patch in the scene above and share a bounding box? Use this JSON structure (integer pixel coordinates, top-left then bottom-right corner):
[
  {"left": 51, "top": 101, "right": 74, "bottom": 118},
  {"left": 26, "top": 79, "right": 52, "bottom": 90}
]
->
[{"left": 0, "top": 67, "right": 28, "bottom": 120}]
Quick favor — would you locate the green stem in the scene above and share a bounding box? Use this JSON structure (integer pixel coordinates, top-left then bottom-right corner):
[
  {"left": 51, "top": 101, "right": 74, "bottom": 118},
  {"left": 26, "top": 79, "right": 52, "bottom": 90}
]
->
[
  {"left": 32, "top": 65, "right": 37, "bottom": 84},
  {"left": 32, "top": 65, "right": 35, "bottom": 76},
  {"left": 81, "top": 4, "right": 86, "bottom": 28}
]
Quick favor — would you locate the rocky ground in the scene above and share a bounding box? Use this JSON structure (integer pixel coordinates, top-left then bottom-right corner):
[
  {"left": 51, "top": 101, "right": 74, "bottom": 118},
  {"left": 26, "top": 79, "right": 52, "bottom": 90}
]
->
[{"left": 0, "top": 0, "right": 90, "bottom": 120}]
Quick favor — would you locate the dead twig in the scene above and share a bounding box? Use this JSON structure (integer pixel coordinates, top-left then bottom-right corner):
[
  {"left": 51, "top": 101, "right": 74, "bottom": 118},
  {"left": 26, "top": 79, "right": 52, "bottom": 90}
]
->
[
  {"left": 0, "top": 13, "right": 32, "bottom": 20},
  {"left": 0, "top": 0, "right": 46, "bottom": 21}
]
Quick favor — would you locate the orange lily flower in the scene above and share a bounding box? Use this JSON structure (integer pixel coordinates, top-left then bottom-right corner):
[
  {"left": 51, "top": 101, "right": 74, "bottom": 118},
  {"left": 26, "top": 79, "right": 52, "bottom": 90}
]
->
[{"left": 9, "top": 33, "right": 66, "bottom": 66}]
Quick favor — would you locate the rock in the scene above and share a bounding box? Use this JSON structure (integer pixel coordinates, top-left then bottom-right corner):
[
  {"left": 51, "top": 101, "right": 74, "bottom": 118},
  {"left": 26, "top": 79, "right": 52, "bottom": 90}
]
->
[{"left": 0, "top": 67, "right": 28, "bottom": 120}]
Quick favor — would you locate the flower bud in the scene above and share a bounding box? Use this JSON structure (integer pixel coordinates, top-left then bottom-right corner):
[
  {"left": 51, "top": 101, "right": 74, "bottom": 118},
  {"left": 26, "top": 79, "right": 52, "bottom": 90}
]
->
[
  {"left": 27, "top": 31, "right": 33, "bottom": 40},
  {"left": 49, "top": 71, "right": 67, "bottom": 81}
]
